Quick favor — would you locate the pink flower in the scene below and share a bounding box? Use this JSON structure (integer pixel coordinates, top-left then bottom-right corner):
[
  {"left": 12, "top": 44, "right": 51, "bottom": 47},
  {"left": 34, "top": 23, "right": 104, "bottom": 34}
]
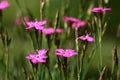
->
[
  {"left": 14, "top": 19, "right": 21, "bottom": 26},
  {"left": 71, "top": 21, "right": 86, "bottom": 28},
  {"left": 26, "top": 20, "right": 46, "bottom": 30},
  {"left": 26, "top": 53, "right": 36, "bottom": 60},
  {"left": 22, "top": 16, "right": 29, "bottom": 22},
  {"left": 64, "top": 16, "right": 80, "bottom": 22},
  {"left": 56, "top": 49, "right": 77, "bottom": 58},
  {"left": 91, "top": 7, "right": 112, "bottom": 13},
  {"left": 26, "top": 49, "right": 47, "bottom": 64},
  {"left": 0, "top": 0, "right": 10, "bottom": 10},
  {"left": 63, "top": 16, "right": 86, "bottom": 28},
  {"left": 55, "top": 28, "right": 63, "bottom": 33},
  {"left": 78, "top": 34, "right": 94, "bottom": 42},
  {"left": 15, "top": 17, "right": 29, "bottom": 26},
  {"left": 42, "top": 27, "right": 55, "bottom": 35},
  {"left": 56, "top": 49, "right": 64, "bottom": 56},
  {"left": 37, "top": 49, "right": 47, "bottom": 55}
]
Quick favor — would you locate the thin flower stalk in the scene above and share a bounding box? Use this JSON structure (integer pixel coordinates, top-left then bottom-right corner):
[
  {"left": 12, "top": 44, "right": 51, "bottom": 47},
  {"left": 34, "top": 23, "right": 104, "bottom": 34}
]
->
[
  {"left": 23, "top": 19, "right": 38, "bottom": 50},
  {"left": 82, "top": 47, "right": 95, "bottom": 80},
  {"left": 25, "top": 19, "right": 47, "bottom": 49},
  {"left": 0, "top": 7, "right": 2, "bottom": 29},
  {"left": 63, "top": 16, "right": 86, "bottom": 80},
  {"left": 42, "top": 27, "right": 54, "bottom": 79},
  {"left": 26, "top": 49, "right": 47, "bottom": 80},
  {"left": 56, "top": 49, "right": 77, "bottom": 80},
  {"left": 78, "top": 33, "right": 94, "bottom": 79},
  {"left": 63, "top": 57, "right": 68, "bottom": 80},
  {"left": 40, "top": 0, "right": 46, "bottom": 20},
  {"left": 91, "top": 7, "right": 112, "bottom": 73},
  {"left": 99, "top": 66, "right": 106, "bottom": 80},
  {"left": 0, "top": 1, "right": 10, "bottom": 79},
  {"left": 34, "top": 1, "right": 46, "bottom": 78},
  {"left": 46, "top": 65, "right": 53, "bottom": 80},
  {"left": 80, "top": 41, "right": 88, "bottom": 77},
  {"left": 75, "top": 27, "right": 80, "bottom": 80},
  {"left": 38, "top": 0, "right": 46, "bottom": 49},
  {"left": 1, "top": 32, "right": 11, "bottom": 80}
]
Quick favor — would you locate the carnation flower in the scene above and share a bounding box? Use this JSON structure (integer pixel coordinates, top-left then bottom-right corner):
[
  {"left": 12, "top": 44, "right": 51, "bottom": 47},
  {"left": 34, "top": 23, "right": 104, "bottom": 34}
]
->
[{"left": 56, "top": 49, "right": 77, "bottom": 58}]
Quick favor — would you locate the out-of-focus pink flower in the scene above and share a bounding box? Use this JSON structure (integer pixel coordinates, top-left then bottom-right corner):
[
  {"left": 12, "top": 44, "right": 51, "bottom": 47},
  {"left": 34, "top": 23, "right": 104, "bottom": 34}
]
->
[
  {"left": 26, "top": 49, "right": 47, "bottom": 64},
  {"left": 64, "top": 16, "right": 80, "bottom": 22},
  {"left": 71, "top": 21, "right": 86, "bottom": 28},
  {"left": 0, "top": 0, "right": 10, "bottom": 10},
  {"left": 55, "top": 28, "right": 63, "bottom": 33},
  {"left": 15, "top": 19, "right": 21, "bottom": 26},
  {"left": 15, "top": 16, "right": 29, "bottom": 26},
  {"left": 22, "top": 16, "right": 29, "bottom": 22},
  {"left": 56, "top": 49, "right": 77, "bottom": 58},
  {"left": 42, "top": 27, "right": 55, "bottom": 35},
  {"left": 91, "top": 7, "right": 112, "bottom": 13},
  {"left": 63, "top": 16, "right": 87, "bottom": 28},
  {"left": 26, "top": 20, "right": 46, "bottom": 30},
  {"left": 78, "top": 34, "right": 94, "bottom": 42}
]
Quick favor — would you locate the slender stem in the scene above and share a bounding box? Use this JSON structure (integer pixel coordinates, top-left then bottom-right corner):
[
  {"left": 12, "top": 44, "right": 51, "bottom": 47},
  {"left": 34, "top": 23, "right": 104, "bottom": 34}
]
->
[
  {"left": 96, "top": 23, "right": 102, "bottom": 73},
  {"left": 100, "top": 0, "right": 103, "bottom": 7},
  {"left": 75, "top": 27, "right": 80, "bottom": 80},
  {"left": 63, "top": 57, "right": 67, "bottom": 80},
  {"left": 47, "top": 66, "right": 53, "bottom": 80},
  {"left": 99, "top": 67, "right": 106, "bottom": 80},
  {"left": 5, "top": 50, "right": 8, "bottom": 80},
  {"left": 4, "top": 35, "right": 10, "bottom": 80},
  {"left": 38, "top": 31, "right": 43, "bottom": 49},
  {"left": 32, "top": 64, "right": 38, "bottom": 80},
  {"left": 38, "top": 0, "right": 44, "bottom": 49},
  {"left": 82, "top": 47, "right": 95, "bottom": 80},
  {"left": 80, "top": 41, "right": 88, "bottom": 78},
  {"left": 40, "top": 0, "right": 45, "bottom": 20},
  {"left": 98, "top": 15, "right": 102, "bottom": 72},
  {"left": 33, "top": 68, "right": 37, "bottom": 80},
  {"left": 0, "top": 10, "right": 2, "bottom": 25}
]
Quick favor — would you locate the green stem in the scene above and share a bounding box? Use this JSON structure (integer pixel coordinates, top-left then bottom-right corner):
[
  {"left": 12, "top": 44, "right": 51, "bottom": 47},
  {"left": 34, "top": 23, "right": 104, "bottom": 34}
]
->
[
  {"left": 38, "top": 31, "right": 43, "bottom": 49},
  {"left": 40, "top": 0, "right": 45, "bottom": 20},
  {"left": 5, "top": 51, "right": 8, "bottom": 80},
  {"left": 0, "top": 10, "right": 2, "bottom": 25},
  {"left": 96, "top": 25, "right": 102, "bottom": 73},
  {"left": 63, "top": 57, "right": 67, "bottom": 80},
  {"left": 47, "top": 66, "right": 53, "bottom": 80},
  {"left": 98, "top": 15, "right": 102, "bottom": 72},
  {"left": 82, "top": 47, "right": 95, "bottom": 80},
  {"left": 80, "top": 42, "right": 88, "bottom": 78},
  {"left": 32, "top": 64, "right": 38, "bottom": 80},
  {"left": 75, "top": 27, "right": 80, "bottom": 80}
]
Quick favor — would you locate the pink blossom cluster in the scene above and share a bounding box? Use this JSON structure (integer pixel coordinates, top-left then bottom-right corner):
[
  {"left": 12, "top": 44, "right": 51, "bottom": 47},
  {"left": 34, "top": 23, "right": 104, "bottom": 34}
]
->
[
  {"left": 26, "top": 48, "right": 77, "bottom": 64},
  {"left": 25, "top": 19, "right": 63, "bottom": 35},
  {"left": 63, "top": 16, "right": 87, "bottom": 28},
  {"left": 26, "top": 49, "right": 47, "bottom": 64}
]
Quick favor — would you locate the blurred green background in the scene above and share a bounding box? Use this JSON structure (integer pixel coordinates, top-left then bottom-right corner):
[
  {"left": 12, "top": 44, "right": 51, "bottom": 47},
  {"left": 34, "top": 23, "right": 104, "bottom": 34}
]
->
[{"left": 0, "top": 0, "right": 120, "bottom": 79}]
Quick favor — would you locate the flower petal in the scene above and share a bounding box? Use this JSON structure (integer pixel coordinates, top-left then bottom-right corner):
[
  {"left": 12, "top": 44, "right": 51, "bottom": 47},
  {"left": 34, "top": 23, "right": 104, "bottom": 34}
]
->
[{"left": 0, "top": 1, "right": 10, "bottom": 10}]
